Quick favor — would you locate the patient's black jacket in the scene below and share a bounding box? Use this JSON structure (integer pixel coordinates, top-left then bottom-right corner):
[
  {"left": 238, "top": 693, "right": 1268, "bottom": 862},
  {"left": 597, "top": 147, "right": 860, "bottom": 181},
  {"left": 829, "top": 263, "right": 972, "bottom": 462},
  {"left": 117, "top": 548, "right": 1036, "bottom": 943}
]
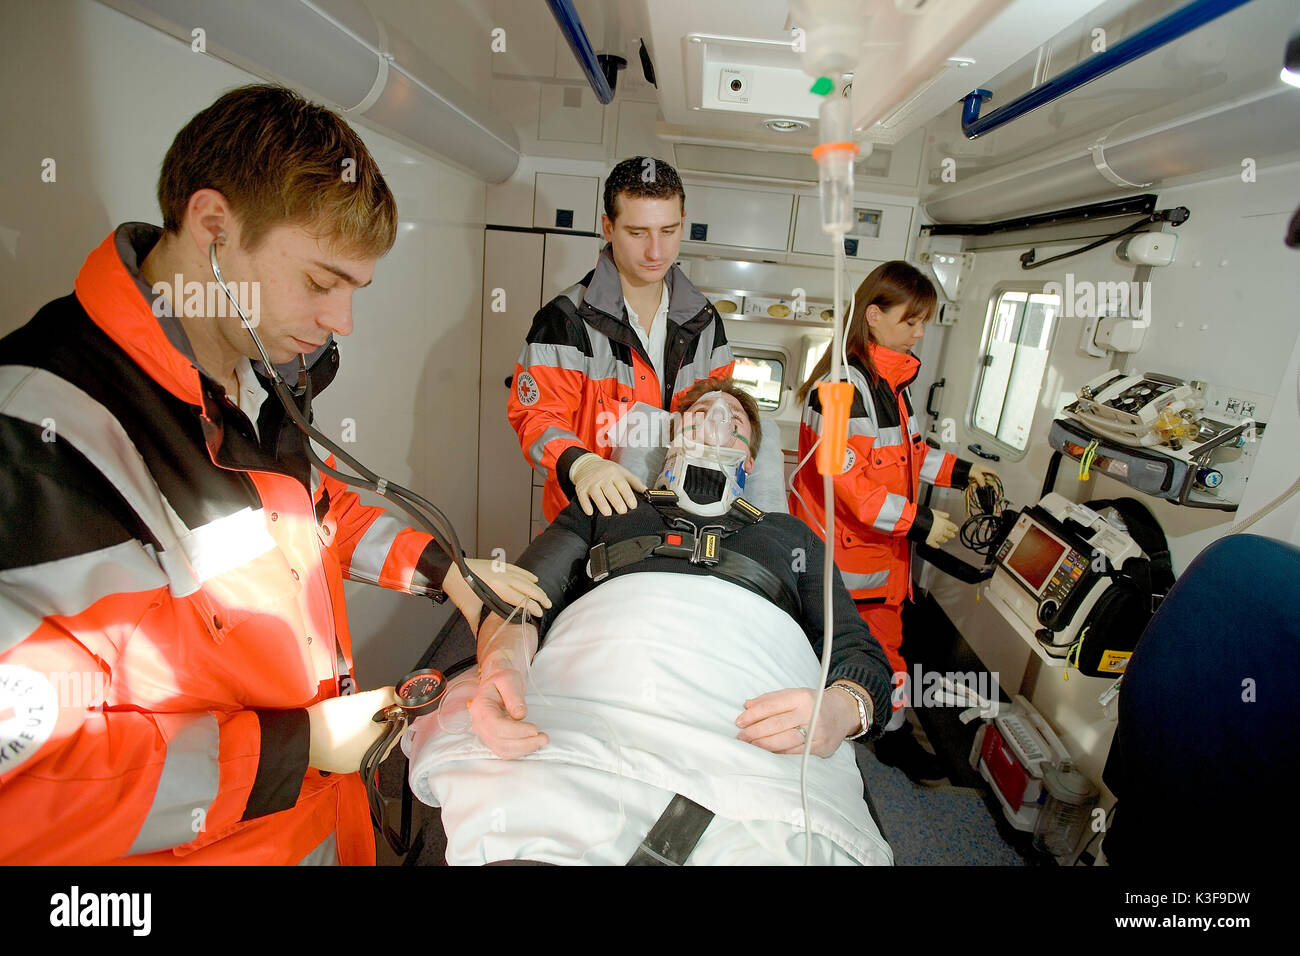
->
[{"left": 514, "top": 494, "right": 894, "bottom": 738}]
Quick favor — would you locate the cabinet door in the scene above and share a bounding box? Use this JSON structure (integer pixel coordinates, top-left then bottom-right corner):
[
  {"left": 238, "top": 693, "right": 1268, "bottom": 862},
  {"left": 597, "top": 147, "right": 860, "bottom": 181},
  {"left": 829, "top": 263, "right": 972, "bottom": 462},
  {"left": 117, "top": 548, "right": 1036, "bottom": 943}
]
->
[
  {"left": 682, "top": 185, "right": 793, "bottom": 252},
  {"left": 478, "top": 229, "right": 544, "bottom": 561},
  {"left": 542, "top": 232, "right": 603, "bottom": 306},
  {"left": 791, "top": 195, "right": 913, "bottom": 261},
  {"left": 534, "top": 173, "right": 599, "bottom": 233}
]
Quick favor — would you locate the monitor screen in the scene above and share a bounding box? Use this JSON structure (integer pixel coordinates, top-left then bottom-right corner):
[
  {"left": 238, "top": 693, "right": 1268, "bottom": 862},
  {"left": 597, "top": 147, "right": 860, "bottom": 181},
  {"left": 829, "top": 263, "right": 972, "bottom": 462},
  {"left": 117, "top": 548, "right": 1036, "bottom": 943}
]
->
[{"left": 1006, "top": 523, "right": 1066, "bottom": 592}]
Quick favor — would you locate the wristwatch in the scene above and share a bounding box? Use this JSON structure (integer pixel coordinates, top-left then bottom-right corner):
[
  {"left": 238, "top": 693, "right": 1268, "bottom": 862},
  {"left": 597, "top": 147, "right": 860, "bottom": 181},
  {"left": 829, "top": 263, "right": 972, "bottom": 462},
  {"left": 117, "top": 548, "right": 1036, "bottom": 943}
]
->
[{"left": 830, "top": 681, "right": 874, "bottom": 741}]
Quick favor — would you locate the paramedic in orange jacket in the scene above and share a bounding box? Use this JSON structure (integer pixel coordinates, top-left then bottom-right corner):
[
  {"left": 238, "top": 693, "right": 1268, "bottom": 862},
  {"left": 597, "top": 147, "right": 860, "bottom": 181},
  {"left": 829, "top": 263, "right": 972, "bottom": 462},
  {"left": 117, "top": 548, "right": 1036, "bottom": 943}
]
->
[
  {"left": 507, "top": 158, "right": 734, "bottom": 523},
  {"left": 789, "top": 261, "right": 997, "bottom": 782},
  {"left": 0, "top": 85, "right": 546, "bottom": 865}
]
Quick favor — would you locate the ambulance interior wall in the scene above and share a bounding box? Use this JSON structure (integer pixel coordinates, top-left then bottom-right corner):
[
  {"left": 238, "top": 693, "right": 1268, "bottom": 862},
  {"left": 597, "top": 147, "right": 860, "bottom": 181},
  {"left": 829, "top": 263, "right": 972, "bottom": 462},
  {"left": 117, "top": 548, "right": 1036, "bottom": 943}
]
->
[
  {"left": 921, "top": 159, "right": 1300, "bottom": 807},
  {"left": 0, "top": 0, "right": 494, "bottom": 686}
]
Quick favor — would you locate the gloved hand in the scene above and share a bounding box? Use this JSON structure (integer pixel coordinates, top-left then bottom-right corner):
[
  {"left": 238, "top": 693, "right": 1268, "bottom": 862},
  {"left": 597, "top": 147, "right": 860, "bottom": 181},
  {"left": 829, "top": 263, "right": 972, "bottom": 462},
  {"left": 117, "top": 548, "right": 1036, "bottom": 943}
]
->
[
  {"left": 925, "top": 509, "right": 960, "bottom": 548},
  {"left": 468, "top": 622, "right": 547, "bottom": 759},
  {"left": 568, "top": 452, "right": 646, "bottom": 516},
  {"left": 443, "top": 558, "right": 551, "bottom": 626},
  {"left": 306, "top": 686, "right": 399, "bottom": 774},
  {"left": 968, "top": 463, "right": 1000, "bottom": 488},
  {"left": 734, "top": 686, "right": 860, "bottom": 758}
]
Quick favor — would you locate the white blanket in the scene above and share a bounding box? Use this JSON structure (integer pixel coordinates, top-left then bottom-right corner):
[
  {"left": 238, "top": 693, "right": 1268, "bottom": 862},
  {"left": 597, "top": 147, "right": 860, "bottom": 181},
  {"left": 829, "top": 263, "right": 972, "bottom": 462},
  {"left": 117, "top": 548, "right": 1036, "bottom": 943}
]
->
[{"left": 405, "top": 572, "right": 892, "bottom": 865}]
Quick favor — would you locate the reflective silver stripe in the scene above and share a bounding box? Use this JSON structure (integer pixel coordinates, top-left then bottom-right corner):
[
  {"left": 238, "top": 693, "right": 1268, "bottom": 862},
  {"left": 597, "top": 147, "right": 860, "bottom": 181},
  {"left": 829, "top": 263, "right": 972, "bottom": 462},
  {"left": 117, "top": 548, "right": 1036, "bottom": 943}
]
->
[
  {"left": 802, "top": 402, "right": 879, "bottom": 441},
  {"left": 918, "top": 446, "right": 946, "bottom": 484},
  {"left": 0, "top": 540, "right": 168, "bottom": 654},
  {"left": 873, "top": 492, "right": 909, "bottom": 533},
  {"left": 348, "top": 513, "right": 406, "bottom": 584},
  {"left": 907, "top": 413, "right": 921, "bottom": 434},
  {"left": 841, "top": 569, "right": 891, "bottom": 591},
  {"left": 296, "top": 831, "right": 339, "bottom": 866},
  {"left": 874, "top": 426, "right": 904, "bottom": 448},
  {"left": 128, "top": 713, "right": 220, "bottom": 855},
  {"left": 670, "top": 337, "right": 727, "bottom": 396},
  {"left": 521, "top": 342, "right": 614, "bottom": 380},
  {"left": 0, "top": 365, "right": 200, "bottom": 597},
  {"left": 181, "top": 508, "right": 277, "bottom": 584},
  {"left": 527, "top": 425, "right": 582, "bottom": 467}
]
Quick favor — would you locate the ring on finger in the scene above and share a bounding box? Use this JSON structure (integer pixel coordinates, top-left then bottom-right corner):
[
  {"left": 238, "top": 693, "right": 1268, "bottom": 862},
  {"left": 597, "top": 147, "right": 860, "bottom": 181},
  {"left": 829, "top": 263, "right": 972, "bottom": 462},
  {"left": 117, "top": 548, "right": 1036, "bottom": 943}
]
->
[{"left": 796, "top": 725, "right": 807, "bottom": 739}]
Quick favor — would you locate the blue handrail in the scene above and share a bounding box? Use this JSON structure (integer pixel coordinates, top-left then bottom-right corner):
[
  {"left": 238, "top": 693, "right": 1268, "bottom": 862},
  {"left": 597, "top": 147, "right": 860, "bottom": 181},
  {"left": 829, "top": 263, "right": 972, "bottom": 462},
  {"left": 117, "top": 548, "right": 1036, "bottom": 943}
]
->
[
  {"left": 961, "top": 0, "right": 1254, "bottom": 139},
  {"left": 545, "top": 0, "right": 614, "bottom": 105}
]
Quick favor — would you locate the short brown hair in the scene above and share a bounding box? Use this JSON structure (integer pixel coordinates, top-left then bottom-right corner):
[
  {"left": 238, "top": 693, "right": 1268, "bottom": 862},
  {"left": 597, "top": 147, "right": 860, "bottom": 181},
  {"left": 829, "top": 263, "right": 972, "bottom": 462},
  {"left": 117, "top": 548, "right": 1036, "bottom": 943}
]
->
[
  {"left": 674, "top": 378, "right": 762, "bottom": 458},
  {"left": 603, "top": 156, "right": 685, "bottom": 222},
  {"left": 158, "top": 84, "right": 397, "bottom": 258}
]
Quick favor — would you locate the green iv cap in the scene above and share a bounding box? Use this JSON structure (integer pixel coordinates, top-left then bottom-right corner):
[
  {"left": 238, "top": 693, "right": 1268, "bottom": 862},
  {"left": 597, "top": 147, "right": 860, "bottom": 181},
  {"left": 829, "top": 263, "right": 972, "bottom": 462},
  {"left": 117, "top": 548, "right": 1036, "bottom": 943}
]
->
[{"left": 810, "top": 76, "right": 834, "bottom": 96}]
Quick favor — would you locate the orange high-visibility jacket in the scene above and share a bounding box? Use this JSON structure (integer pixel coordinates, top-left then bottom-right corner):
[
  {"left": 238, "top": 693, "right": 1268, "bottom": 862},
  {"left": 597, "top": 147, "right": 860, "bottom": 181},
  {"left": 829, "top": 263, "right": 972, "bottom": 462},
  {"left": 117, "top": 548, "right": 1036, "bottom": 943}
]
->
[
  {"left": 0, "top": 225, "right": 452, "bottom": 864},
  {"left": 789, "top": 343, "right": 971, "bottom": 606},
  {"left": 507, "top": 246, "right": 734, "bottom": 522}
]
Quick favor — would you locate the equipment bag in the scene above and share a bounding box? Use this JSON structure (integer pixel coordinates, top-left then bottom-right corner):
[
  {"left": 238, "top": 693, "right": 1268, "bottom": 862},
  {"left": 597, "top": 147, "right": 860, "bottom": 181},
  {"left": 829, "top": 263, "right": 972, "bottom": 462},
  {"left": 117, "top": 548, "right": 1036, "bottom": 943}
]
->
[{"left": 1068, "top": 498, "right": 1174, "bottom": 678}]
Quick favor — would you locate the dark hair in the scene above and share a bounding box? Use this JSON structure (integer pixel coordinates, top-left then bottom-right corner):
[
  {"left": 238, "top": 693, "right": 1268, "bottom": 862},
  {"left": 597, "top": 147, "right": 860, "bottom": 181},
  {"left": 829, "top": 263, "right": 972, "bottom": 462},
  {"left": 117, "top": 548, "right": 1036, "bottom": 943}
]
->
[
  {"left": 158, "top": 84, "right": 397, "bottom": 258},
  {"left": 603, "top": 157, "right": 686, "bottom": 222},
  {"left": 672, "top": 378, "right": 762, "bottom": 458},
  {"left": 795, "top": 260, "right": 937, "bottom": 403}
]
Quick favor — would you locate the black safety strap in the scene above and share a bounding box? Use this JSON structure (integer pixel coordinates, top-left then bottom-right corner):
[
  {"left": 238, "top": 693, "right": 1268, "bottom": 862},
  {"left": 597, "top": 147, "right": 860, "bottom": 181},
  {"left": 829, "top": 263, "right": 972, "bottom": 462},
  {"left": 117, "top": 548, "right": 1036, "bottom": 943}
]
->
[
  {"left": 626, "top": 793, "right": 716, "bottom": 866},
  {"left": 588, "top": 530, "right": 801, "bottom": 621}
]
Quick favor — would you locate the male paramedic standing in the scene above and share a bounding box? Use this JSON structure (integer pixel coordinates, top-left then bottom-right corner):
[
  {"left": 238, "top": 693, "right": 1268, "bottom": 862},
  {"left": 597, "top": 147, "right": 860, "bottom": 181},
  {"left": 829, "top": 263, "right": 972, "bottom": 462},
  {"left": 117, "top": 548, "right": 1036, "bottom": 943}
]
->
[
  {"left": 507, "top": 157, "right": 734, "bottom": 522},
  {"left": 0, "top": 84, "right": 545, "bottom": 865}
]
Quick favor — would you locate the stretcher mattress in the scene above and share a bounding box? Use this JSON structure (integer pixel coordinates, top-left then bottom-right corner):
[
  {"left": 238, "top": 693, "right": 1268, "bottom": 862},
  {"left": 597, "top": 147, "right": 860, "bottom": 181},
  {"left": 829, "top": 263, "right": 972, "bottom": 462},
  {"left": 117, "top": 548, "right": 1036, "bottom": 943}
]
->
[{"left": 405, "top": 572, "right": 892, "bottom": 865}]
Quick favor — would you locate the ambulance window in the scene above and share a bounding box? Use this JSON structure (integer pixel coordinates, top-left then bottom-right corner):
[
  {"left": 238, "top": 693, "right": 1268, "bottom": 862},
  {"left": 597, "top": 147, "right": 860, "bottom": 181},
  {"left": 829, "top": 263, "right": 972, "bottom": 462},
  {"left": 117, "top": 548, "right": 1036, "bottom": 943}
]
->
[
  {"left": 970, "top": 289, "right": 1061, "bottom": 453},
  {"left": 730, "top": 348, "right": 785, "bottom": 412}
]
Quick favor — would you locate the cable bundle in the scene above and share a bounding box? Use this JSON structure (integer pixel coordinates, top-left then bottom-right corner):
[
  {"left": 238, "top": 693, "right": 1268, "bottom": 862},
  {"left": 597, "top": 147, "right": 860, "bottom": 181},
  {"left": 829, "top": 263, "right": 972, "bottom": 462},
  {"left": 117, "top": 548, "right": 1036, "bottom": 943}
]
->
[{"left": 960, "top": 474, "right": 1010, "bottom": 555}]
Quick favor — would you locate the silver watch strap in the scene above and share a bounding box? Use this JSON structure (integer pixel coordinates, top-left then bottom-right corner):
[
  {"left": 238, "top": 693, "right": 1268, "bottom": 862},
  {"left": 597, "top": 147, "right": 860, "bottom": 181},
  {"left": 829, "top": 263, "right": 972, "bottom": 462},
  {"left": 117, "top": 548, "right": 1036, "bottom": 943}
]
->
[{"left": 830, "top": 682, "right": 873, "bottom": 740}]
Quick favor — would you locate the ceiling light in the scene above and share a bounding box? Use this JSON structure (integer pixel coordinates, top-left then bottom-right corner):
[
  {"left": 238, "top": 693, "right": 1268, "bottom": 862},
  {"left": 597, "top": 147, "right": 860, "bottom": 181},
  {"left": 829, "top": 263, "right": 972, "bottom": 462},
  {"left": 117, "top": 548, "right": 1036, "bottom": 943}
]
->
[{"left": 763, "top": 118, "right": 810, "bottom": 132}]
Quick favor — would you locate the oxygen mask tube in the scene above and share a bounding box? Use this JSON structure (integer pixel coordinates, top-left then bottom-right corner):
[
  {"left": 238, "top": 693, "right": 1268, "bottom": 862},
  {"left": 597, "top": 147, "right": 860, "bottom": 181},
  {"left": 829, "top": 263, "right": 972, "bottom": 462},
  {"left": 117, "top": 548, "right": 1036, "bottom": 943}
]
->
[{"left": 206, "top": 237, "right": 514, "bottom": 621}]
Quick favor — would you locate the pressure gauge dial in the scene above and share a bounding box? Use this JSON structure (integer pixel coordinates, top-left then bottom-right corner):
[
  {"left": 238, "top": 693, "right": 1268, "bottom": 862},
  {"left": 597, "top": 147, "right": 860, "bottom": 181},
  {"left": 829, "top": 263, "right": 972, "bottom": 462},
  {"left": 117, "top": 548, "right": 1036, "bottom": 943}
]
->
[{"left": 396, "top": 668, "right": 447, "bottom": 717}]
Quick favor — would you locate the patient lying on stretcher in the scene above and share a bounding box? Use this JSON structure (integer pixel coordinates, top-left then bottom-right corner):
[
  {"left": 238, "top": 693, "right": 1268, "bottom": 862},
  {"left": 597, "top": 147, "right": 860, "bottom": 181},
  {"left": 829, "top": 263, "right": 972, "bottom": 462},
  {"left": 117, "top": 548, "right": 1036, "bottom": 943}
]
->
[{"left": 404, "top": 380, "right": 894, "bottom": 864}]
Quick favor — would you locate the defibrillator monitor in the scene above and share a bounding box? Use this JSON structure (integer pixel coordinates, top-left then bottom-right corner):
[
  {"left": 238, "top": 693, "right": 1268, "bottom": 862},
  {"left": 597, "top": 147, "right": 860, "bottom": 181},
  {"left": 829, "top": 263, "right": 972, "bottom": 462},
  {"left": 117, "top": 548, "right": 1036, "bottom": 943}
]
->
[
  {"left": 987, "top": 493, "right": 1143, "bottom": 657},
  {"left": 1003, "top": 523, "right": 1070, "bottom": 594}
]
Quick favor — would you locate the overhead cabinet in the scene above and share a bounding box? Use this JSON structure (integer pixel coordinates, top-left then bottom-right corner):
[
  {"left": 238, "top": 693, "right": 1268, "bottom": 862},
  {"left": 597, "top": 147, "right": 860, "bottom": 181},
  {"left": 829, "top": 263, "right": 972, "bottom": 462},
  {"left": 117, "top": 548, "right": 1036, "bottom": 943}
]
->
[
  {"left": 791, "top": 195, "right": 912, "bottom": 261},
  {"left": 682, "top": 185, "right": 793, "bottom": 252},
  {"left": 534, "top": 173, "right": 598, "bottom": 232}
]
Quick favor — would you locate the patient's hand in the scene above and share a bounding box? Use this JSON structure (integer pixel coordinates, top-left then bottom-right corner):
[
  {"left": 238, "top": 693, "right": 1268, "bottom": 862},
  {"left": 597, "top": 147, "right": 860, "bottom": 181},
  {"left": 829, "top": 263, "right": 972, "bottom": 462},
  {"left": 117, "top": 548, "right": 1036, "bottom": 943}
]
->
[
  {"left": 735, "top": 687, "right": 860, "bottom": 759},
  {"left": 468, "top": 664, "right": 549, "bottom": 759}
]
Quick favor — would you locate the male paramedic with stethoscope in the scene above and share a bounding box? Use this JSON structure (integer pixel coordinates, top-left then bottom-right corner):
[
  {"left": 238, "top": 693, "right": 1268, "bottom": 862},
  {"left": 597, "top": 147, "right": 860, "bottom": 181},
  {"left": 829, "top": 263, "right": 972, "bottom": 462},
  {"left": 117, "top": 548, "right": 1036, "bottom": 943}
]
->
[
  {"left": 507, "top": 157, "right": 734, "bottom": 523},
  {"left": 0, "top": 83, "right": 546, "bottom": 865}
]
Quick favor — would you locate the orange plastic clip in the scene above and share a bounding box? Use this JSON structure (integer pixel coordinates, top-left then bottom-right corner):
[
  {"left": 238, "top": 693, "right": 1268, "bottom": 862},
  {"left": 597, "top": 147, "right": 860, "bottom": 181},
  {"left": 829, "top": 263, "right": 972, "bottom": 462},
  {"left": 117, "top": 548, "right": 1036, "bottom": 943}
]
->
[{"left": 815, "top": 381, "right": 853, "bottom": 475}]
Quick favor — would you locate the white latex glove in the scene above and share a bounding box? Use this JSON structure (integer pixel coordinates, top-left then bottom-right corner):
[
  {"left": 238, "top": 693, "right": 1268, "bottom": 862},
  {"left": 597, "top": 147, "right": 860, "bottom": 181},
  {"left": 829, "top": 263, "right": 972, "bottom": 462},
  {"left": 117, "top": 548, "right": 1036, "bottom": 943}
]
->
[
  {"left": 968, "top": 463, "right": 1000, "bottom": 488},
  {"left": 568, "top": 452, "right": 646, "bottom": 516},
  {"left": 925, "top": 509, "right": 960, "bottom": 548},
  {"left": 306, "top": 686, "right": 398, "bottom": 774},
  {"left": 443, "top": 558, "right": 550, "bottom": 625},
  {"left": 469, "top": 622, "right": 547, "bottom": 759}
]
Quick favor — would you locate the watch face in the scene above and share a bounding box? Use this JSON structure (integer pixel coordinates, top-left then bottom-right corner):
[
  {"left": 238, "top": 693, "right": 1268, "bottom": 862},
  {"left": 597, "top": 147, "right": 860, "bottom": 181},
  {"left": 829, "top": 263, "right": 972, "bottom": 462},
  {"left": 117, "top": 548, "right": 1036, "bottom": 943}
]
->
[{"left": 397, "top": 669, "right": 446, "bottom": 715}]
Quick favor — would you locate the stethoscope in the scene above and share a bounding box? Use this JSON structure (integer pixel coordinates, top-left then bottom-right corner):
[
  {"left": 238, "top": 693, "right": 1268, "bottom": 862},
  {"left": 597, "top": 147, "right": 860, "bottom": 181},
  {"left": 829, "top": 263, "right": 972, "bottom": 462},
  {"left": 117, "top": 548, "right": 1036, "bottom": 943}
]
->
[
  {"left": 208, "top": 236, "right": 513, "bottom": 854},
  {"left": 207, "top": 235, "right": 514, "bottom": 621}
]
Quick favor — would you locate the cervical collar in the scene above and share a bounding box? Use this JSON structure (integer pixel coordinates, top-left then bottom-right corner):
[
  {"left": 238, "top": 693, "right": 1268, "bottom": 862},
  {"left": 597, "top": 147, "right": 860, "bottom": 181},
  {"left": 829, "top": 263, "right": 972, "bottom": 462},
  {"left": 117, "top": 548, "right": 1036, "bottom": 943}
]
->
[{"left": 656, "top": 436, "right": 747, "bottom": 517}]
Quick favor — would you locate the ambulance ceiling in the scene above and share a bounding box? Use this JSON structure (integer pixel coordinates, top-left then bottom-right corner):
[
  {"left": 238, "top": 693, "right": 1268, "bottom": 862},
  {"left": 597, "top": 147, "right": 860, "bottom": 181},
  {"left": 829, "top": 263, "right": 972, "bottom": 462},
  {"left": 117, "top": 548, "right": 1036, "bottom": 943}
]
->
[{"left": 636, "top": 0, "right": 1114, "bottom": 149}]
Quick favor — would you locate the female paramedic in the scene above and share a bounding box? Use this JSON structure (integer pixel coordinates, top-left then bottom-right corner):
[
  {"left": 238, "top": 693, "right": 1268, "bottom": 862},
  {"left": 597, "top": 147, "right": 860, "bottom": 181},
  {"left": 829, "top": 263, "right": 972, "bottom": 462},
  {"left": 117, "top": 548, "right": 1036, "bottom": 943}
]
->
[{"left": 789, "top": 260, "right": 996, "bottom": 784}]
